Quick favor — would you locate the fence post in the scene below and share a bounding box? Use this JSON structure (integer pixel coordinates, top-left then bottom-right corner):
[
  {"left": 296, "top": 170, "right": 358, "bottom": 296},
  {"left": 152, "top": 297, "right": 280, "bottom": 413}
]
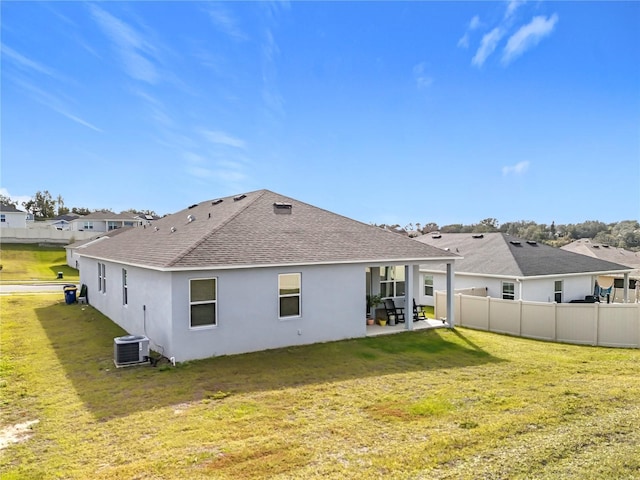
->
[
  {"left": 594, "top": 302, "right": 599, "bottom": 346},
  {"left": 553, "top": 301, "right": 558, "bottom": 341}
]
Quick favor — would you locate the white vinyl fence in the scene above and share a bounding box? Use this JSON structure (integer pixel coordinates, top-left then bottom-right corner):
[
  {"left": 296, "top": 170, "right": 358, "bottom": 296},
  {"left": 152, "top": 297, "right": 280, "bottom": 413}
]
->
[
  {"left": 435, "top": 291, "right": 640, "bottom": 349},
  {"left": 0, "top": 227, "right": 95, "bottom": 245}
]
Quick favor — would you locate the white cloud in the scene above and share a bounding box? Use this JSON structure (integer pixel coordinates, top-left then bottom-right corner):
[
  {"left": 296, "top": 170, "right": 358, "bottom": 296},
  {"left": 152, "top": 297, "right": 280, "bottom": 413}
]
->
[
  {"left": 472, "top": 27, "right": 504, "bottom": 67},
  {"left": 413, "top": 62, "right": 434, "bottom": 89},
  {"left": 457, "top": 15, "right": 481, "bottom": 48},
  {"left": 89, "top": 5, "right": 159, "bottom": 84},
  {"left": 505, "top": 0, "right": 526, "bottom": 20},
  {"left": 502, "top": 161, "right": 530, "bottom": 176},
  {"left": 1, "top": 44, "right": 58, "bottom": 78},
  {"left": 502, "top": 14, "right": 559, "bottom": 64},
  {"left": 201, "top": 130, "right": 246, "bottom": 149},
  {"left": 204, "top": 3, "right": 248, "bottom": 41},
  {"left": 0, "top": 188, "right": 31, "bottom": 207}
]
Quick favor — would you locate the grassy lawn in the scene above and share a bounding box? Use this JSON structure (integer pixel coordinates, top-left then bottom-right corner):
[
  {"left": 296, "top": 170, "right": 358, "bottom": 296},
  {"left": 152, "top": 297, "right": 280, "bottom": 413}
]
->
[
  {"left": 1, "top": 294, "right": 639, "bottom": 479},
  {"left": 0, "top": 243, "right": 79, "bottom": 283}
]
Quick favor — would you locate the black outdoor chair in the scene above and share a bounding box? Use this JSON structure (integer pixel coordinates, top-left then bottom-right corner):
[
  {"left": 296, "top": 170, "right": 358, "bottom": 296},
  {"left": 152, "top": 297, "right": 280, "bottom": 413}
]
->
[
  {"left": 384, "top": 298, "right": 405, "bottom": 323},
  {"left": 413, "top": 299, "right": 427, "bottom": 321}
]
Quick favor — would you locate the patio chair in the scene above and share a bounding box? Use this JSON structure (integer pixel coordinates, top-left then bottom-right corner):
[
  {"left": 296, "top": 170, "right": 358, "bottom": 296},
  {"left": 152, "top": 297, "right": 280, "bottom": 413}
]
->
[
  {"left": 413, "top": 299, "right": 427, "bottom": 321},
  {"left": 384, "top": 298, "right": 405, "bottom": 323}
]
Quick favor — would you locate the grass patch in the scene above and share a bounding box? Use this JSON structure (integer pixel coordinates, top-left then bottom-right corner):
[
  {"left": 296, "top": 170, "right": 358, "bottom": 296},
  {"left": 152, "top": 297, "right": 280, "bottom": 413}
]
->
[
  {"left": 2, "top": 294, "right": 640, "bottom": 479},
  {"left": 0, "top": 243, "right": 79, "bottom": 283}
]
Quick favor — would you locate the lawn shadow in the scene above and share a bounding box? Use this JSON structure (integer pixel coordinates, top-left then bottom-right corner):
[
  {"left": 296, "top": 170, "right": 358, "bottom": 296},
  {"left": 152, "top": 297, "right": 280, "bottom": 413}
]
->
[{"left": 35, "top": 301, "right": 502, "bottom": 421}]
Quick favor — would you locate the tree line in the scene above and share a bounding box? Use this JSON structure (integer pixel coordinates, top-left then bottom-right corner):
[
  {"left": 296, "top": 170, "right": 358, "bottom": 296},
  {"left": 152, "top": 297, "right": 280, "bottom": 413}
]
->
[
  {"left": 378, "top": 217, "right": 640, "bottom": 252},
  {"left": 0, "top": 190, "right": 156, "bottom": 219}
]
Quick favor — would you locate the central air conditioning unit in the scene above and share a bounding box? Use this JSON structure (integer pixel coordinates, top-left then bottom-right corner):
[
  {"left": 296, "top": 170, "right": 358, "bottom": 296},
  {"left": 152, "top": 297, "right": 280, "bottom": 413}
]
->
[{"left": 114, "top": 335, "right": 150, "bottom": 367}]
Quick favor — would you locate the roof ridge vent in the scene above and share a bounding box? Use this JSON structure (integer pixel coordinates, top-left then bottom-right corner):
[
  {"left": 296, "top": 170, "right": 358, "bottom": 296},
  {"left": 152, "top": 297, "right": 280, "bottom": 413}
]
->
[
  {"left": 233, "top": 194, "right": 247, "bottom": 202},
  {"left": 188, "top": 203, "right": 198, "bottom": 209},
  {"left": 212, "top": 199, "right": 223, "bottom": 205},
  {"left": 471, "top": 234, "right": 484, "bottom": 239}
]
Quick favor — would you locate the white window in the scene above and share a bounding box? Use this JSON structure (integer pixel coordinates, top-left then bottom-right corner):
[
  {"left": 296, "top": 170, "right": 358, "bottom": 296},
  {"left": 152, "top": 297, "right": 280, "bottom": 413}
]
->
[
  {"left": 279, "top": 273, "right": 301, "bottom": 318},
  {"left": 190, "top": 278, "right": 217, "bottom": 328},
  {"left": 97, "top": 263, "right": 106, "bottom": 293},
  {"left": 0, "top": 214, "right": 5, "bottom": 223},
  {"left": 424, "top": 275, "right": 434, "bottom": 297},
  {"left": 122, "top": 269, "right": 128, "bottom": 305},
  {"left": 107, "top": 221, "right": 119, "bottom": 231},
  {"left": 83, "top": 221, "right": 94, "bottom": 230},
  {"left": 379, "top": 266, "right": 405, "bottom": 298},
  {"left": 554, "top": 280, "right": 563, "bottom": 303},
  {"left": 502, "top": 282, "right": 515, "bottom": 300}
]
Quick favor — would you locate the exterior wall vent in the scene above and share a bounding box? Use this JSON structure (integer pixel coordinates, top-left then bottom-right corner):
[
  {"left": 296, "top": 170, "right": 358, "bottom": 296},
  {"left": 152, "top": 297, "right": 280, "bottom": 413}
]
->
[{"left": 233, "top": 194, "right": 247, "bottom": 202}]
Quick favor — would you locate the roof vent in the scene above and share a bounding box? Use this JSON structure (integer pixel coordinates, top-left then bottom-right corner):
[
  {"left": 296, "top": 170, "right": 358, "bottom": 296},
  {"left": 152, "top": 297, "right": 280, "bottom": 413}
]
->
[
  {"left": 526, "top": 240, "right": 537, "bottom": 246},
  {"left": 602, "top": 244, "right": 610, "bottom": 248},
  {"left": 188, "top": 203, "right": 198, "bottom": 209},
  {"left": 233, "top": 194, "right": 247, "bottom": 202},
  {"left": 431, "top": 234, "right": 442, "bottom": 239},
  {"left": 593, "top": 245, "right": 600, "bottom": 248},
  {"left": 472, "top": 234, "right": 484, "bottom": 239},
  {"left": 273, "top": 202, "right": 292, "bottom": 214},
  {"left": 510, "top": 240, "right": 522, "bottom": 246},
  {"left": 212, "top": 199, "right": 223, "bottom": 205},
  {"left": 171, "top": 226, "right": 176, "bottom": 233},
  {"left": 187, "top": 214, "right": 195, "bottom": 223},
  {"left": 154, "top": 226, "right": 159, "bottom": 232}
]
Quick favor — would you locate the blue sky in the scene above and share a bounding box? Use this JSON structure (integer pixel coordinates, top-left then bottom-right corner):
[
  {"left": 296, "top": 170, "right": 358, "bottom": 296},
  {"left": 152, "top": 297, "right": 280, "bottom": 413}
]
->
[{"left": 2, "top": 1, "right": 639, "bottom": 227}]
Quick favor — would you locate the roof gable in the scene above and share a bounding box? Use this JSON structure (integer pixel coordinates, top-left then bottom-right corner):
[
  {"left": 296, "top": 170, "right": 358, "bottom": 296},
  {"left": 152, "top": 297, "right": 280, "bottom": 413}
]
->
[
  {"left": 417, "top": 233, "right": 631, "bottom": 277},
  {"left": 79, "top": 190, "right": 459, "bottom": 269}
]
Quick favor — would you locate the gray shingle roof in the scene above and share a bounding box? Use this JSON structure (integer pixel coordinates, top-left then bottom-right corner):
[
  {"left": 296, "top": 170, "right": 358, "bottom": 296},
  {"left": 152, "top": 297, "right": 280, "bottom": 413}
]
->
[
  {"left": 561, "top": 239, "right": 640, "bottom": 277},
  {"left": 79, "top": 190, "right": 459, "bottom": 270},
  {"left": 416, "top": 232, "right": 632, "bottom": 277},
  {"left": 72, "top": 211, "right": 138, "bottom": 221},
  {"left": 0, "top": 204, "right": 25, "bottom": 213}
]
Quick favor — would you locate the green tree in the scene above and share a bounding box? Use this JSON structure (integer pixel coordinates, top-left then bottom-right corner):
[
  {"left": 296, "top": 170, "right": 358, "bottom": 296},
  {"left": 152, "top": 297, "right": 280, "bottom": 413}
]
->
[
  {"left": 71, "top": 207, "right": 91, "bottom": 215},
  {"left": 22, "top": 190, "right": 55, "bottom": 218},
  {"left": 0, "top": 194, "right": 17, "bottom": 207}
]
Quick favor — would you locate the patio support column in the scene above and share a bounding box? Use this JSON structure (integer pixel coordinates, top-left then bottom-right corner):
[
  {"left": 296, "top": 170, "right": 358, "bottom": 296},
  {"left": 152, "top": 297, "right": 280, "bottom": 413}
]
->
[
  {"left": 446, "top": 262, "right": 455, "bottom": 327},
  {"left": 405, "top": 264, "right": 414, "bottom": 331},
  {"left": 623, "top": 272, "right": 629, "bottom": 303}
]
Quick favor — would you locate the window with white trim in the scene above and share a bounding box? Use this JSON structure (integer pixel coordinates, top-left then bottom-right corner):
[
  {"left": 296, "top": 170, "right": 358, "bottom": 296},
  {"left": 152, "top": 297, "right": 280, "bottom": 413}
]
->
[
  {"left": 424, "top": 275, "right": 434, "bottom": 297},
  {"left": 379, "top": 266, "right": 405, "bottom": 298},
  {"left": 190, "top": 278, "right": 217, "bottom": 327},
  {"left": 83, "top": 221, "right": 94, "bottom": 230},
  {"left": 502, "top": 282, "right": 515, "bottom": 300},
  {"left": 122, "top": 268, "right": 128, "bottom": 305},
  {"left": 98, "top": 263, "right": 106, "bottom": 293},
  {"left": 279, "top": 273, "right": 301, "bottom": 318},
  {"left": 107, "top": 221, "right": 119, "bottom": 231},
  {"left": 0, "top": 214, "right": 5, "bottom": 223},
  {"left": 554, "top": 280, "right": 563, "bottom": 303}
]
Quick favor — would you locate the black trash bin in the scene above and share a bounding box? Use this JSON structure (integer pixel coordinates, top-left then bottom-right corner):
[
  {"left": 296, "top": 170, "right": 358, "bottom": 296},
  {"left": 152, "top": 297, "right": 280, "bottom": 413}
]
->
[{"left": 64, "top": 285, "right": 78, "bottom": 304}]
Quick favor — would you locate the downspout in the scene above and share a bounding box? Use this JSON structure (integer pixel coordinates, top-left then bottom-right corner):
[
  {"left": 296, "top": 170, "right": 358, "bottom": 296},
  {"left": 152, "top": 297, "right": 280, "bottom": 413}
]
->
[{"left": 446, "top": 262, "right": 455, "bottom": 327}]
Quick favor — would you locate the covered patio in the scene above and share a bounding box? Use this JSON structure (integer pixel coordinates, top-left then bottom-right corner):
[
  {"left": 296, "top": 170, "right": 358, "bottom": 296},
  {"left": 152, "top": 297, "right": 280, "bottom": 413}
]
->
[{"left": 366, "top": 317, "right": 448, "bottom": 337}]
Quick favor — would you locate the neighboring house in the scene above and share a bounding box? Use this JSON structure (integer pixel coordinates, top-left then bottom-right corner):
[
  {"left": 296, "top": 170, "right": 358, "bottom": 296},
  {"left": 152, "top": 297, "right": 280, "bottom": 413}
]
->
[
  {"left": 415, "top": 232, "right": 634, "bottom": 305},
  {"left": 70, "top": 211, "right": 138, "bottom": 232},
  {"left": 0, "top": 204, "right": 28, "bottom": 228},
  {"left": 76, "top": 189, "right": 459, "bottom": 362},
  {"left": 133, "top": 213, "right": 161, "bottom": 226},
  {"left": 48, "top": 214, "right": 80, "bottom": 231},
  {"left": 65, "top": 227, "right": 133, "bottom": 269},
  {"left": 561, "top": 239, "right": 640, "bottom": 303}
]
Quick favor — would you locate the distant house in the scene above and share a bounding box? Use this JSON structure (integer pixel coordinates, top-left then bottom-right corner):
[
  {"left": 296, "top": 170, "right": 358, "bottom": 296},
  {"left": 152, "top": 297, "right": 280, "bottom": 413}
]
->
[
  {"left": 70, "top": 211, "right": 138, "bottom": 233},
  {"left": 561, "top": 239, "right": 640, "bottom": 303},
  {"left": 415, "top": 233, "right": 634, "bottom": 305},
  {"left": 48, "top": 214, "right": 80, "bottom": 231},
  {"left": 0, "top": 204, "right": 28, "bottom": 228},
  {"left": 76, "top": 190, "right": 459, "bottom": 362}
]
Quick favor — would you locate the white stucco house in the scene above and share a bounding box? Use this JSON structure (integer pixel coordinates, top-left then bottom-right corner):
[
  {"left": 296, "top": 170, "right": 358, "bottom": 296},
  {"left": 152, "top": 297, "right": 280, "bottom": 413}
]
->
[
  {"left": 76, "top": 190, "right": 459, "bottom": 362},
  {"left": 65, "top": 227, "right": 133, "bottom": 269},
  {"left": 415, "top": 232, "right": 634, "bottom": 305},
  {"left": 70, "top": 211, "right": 139, "bottom": 232},
  {"left": 0, "top": 204, "right": 28, "bottom": 228}
]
